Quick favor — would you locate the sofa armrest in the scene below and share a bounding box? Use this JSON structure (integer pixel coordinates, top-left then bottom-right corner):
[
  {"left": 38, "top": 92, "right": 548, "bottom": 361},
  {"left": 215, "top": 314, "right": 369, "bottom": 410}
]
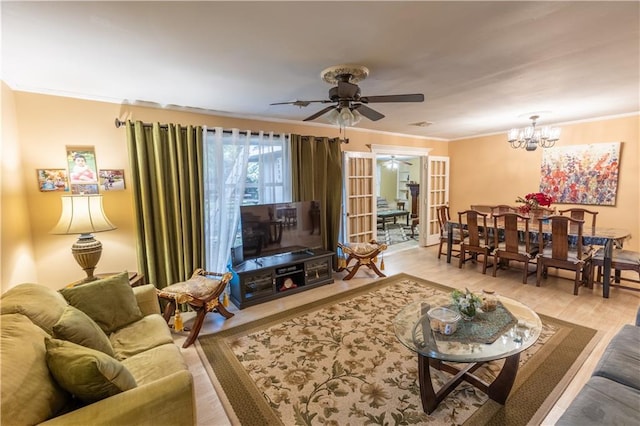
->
[
  {"left": 40, "top": 370, "right": 195, "bottom": 426},
  {"left": 133, "top": 284, "right": 161, "bottom": 316}
]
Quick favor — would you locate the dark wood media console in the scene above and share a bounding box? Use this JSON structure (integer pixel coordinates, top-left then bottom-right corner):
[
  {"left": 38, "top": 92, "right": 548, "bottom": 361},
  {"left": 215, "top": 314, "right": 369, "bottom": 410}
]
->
[{"left": 230, "top": 249, "right": 334, "bottom": 309}]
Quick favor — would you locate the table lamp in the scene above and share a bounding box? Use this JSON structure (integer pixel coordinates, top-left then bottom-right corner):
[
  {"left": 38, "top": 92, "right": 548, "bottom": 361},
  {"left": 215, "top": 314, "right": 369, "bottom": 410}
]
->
[{"left": 50, "top": 194, "right": 116, "bottom": 282}]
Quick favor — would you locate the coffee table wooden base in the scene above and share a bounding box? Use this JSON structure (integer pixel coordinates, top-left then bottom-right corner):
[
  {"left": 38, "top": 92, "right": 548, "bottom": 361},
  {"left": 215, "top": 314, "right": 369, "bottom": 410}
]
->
[{"left": 418, "top": 352, "right": 520, "bottom": 414}]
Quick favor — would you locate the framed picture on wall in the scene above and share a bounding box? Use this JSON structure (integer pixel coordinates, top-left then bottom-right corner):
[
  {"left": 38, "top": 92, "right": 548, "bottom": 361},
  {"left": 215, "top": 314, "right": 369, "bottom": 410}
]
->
[
  {"left": 539, "top": 142, "right": 621, "bottom": 206},
  {"left": 99, "top": 169, "right": 125, "bottom": 191},
  {"left": 36, "top": 168, "right": 69, "bottom": 192},
  {"left": 66, "top": 146, "right": 98, "bottom": 185}
]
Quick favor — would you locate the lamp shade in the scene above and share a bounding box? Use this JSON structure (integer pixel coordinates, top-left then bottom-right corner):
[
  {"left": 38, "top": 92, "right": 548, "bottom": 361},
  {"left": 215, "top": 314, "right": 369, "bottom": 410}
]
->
[{"left": 51, "top": 195, "right": 116, "bottom": 235}]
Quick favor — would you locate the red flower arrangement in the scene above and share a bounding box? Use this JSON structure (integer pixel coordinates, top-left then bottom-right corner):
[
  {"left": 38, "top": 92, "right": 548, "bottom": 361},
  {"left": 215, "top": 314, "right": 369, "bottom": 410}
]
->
[{"left": 516, "top": 192, "right": 554, "bottom": 214}]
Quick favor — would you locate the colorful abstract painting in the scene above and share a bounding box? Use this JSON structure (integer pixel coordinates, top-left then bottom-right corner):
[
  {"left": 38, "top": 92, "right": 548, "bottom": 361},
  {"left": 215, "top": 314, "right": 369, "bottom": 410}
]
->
[{"left": 539, "top": 142, "right": 620, "bottom": 205}]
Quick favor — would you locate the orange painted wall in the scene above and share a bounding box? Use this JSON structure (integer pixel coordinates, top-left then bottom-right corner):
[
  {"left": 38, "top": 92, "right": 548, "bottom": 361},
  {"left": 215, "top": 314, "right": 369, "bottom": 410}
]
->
[
  {"left": 3, "top": 86, "right": 637, "bottom": 291},
  {"left": 448, "top": 114, "right": 640, "bottom": 252},
  {"left": 2, "top": 89, "right": 445, "bottom": 291},
  {"left": 1, "top": 83, "right": 38, "bottom": 288}
]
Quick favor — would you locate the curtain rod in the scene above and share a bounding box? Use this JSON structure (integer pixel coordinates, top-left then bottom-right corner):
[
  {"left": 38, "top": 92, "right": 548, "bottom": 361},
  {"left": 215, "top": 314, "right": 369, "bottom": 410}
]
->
[{"left": 114, "top": 118, "right": 285, "bottom": 138}]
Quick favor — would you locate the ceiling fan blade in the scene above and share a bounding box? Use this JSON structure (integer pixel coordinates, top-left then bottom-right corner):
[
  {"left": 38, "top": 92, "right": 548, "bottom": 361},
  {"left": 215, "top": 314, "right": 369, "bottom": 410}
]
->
[
  {"left": 303, "top": 105, "right": 336, "bottom": 121},
  {"left": 360, "top": 93, "right": 425, "bottom": 103},
  {"left": 353, "top": 104, "right": 385, "bottom": 121},
  {"left": 337, "top": 81, "right": 359, "bottom": 98},
  {"left": 270, "top": 99, "right": 327, "bottom": 107}
]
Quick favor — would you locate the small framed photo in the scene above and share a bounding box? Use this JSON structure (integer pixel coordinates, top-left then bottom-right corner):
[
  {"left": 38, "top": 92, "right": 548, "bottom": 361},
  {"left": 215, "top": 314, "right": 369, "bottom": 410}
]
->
[
  {"left": 37, "top": 169, "right": 69, "bottom": 192},
  {"left": 66, "top": 146, "right": 98, "bottom": 185},
  {"left": 71, "top": 184, "right": 99, "bottom": 195},
  {"left": 99, "top": 169, "right": 126, "bottom": 191}
]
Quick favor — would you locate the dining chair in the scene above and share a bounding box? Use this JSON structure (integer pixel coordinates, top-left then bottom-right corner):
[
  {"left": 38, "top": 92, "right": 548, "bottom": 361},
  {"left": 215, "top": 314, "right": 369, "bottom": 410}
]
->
[
  {"left": 558, "top": 208, "right": 598, "bottom": 228},
  {"left": 458, "top": 210, "right": 493, "bottom": 274},
  {"left": 492, "top": 212, "right": 538, "bottom": 284},
  {"left": 469, "top": 205, "right": 493, "bottom": 214},
  {"left": 488, "top": 205, "right": 518, "bottom": 242},
  {"left": 559, "top": 207, "right": 599, "bottom": 251},
  {"left": 436, "top": 205, "right": 463, "bottom": 259},
  {"left": 536, "top": 215, "right": 591, "bottom": 295},
  {"left": 587, "top": 248, "right": 640, "bottom": 291}
]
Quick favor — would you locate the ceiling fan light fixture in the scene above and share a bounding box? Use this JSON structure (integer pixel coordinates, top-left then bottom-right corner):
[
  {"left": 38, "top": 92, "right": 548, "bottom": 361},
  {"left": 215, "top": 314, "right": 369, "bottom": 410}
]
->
[
  {"left": 351, "top": 109, "right": 362, "bottom": 125},
  {"left": 326, "top": 108, "right": 339, "bottom": 125},
  {"left": 339, "top": 107, "right": 354, "bottom": 126}
]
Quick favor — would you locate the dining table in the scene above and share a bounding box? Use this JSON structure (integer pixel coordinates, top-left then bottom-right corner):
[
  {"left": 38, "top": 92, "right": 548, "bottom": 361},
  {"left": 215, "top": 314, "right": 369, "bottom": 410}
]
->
[{"left": 445, "top": 218, "right": 631, "bottom": 298}]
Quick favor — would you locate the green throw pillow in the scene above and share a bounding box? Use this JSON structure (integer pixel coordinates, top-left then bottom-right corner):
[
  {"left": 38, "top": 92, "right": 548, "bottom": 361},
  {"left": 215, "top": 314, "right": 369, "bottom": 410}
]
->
[
  {"left": 60, "top": 272, "right": 143, "bottom": 334},
  {"left": 0, "top": 283, "right": 69, "bottom": 334},
  {"left": 45, "top": 338, "right": 137, "bottom": 403},
  {"left": 53, "top": 305, "right": 115, "bottom": 357},
  {"left": 2, "top": 314, "right": 70, "bottom": 425}
]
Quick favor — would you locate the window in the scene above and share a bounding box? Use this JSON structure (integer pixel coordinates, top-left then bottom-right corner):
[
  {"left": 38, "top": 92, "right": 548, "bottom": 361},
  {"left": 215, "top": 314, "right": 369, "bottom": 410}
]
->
[{"left": 203, "top": 128, "right": 291, "bottom": 271}]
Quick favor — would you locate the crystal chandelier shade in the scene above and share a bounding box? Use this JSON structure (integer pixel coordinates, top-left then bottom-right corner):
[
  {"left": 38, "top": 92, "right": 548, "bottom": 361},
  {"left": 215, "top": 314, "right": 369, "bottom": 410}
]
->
[{"left": 508, "top": 115, "right": 561, "bottom": 151}]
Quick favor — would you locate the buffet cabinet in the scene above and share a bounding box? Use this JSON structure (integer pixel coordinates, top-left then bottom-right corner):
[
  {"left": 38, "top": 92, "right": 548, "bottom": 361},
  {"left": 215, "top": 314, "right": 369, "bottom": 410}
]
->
[{"left": 230, "top": 250, "right": 334, "bottom": 309}]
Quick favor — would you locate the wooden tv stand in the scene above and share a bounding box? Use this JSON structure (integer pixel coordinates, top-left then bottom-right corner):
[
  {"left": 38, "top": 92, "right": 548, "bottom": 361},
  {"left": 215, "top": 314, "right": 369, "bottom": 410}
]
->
[{"left": 230, "top": 249, "right": 334, "bottom": 309}]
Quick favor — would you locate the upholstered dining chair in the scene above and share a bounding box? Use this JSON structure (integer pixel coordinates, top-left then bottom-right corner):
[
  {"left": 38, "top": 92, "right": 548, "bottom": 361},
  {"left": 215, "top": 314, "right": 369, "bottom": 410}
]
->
[
  {"left": 587, "top": 248, "right": 640, "bottom": 291},
  {"left": 536, "top": 215, "right": 592, "bottom": 295},
  {"left": 488, "top": 205, "right": 518, "bottom": 242},
  {"left": 458, "top": 210, "right": 494, "bottom": 274},
  {"left": 436, "top": 205, "right": 464, "bottom": 259},
  {"left": 157, "top": 269, "right": 233, "bottom": 348},
  {"left": 559, "top": 207, "right": 599, "bottom": 251},
  {"left": 492, "top": 212, "right": 538, "bottom": 284}
]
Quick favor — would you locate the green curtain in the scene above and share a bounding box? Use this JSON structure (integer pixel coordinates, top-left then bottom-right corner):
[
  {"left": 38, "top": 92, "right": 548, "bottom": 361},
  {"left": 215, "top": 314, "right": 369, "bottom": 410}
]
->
[
  {"left": 125, "top": 121, "right": 204, "bottom": 289},
  {"left": 290, "top": 134, "right": 343, "bottom": 255}
]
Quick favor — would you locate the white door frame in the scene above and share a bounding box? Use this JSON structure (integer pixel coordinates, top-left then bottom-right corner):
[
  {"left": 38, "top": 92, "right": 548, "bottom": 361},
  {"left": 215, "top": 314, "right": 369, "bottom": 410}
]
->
[{"left": 369, "top": 144, "right": 432, "bottom": 246}]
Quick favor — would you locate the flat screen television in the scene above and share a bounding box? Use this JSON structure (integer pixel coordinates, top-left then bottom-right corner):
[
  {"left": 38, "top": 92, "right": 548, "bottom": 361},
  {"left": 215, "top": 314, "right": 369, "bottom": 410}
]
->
[{"left": 234, "top": 200, "right": 323, "bottom": 264}]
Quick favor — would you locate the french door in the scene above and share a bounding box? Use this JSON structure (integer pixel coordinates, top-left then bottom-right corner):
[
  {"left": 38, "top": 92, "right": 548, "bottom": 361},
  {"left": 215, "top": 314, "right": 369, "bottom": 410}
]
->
[
  {"left": 425, "top": 156, "right": 450, "bottom": 245},
  {"left": 342, "top": 152, "right": 377, "bottom": 243},
  {"left": 342, "top": 150, "right": 450, "bottom": 247}
]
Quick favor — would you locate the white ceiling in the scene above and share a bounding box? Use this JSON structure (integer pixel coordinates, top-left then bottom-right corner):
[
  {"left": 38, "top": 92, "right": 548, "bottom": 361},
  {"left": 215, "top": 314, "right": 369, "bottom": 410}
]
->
[{"left": 2, "top": 1, "right": 639, "bottom": 140}]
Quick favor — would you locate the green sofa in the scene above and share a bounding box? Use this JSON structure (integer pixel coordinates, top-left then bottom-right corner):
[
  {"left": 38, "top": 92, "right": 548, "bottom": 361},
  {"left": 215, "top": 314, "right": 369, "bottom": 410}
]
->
[{"left": 1, "top": 272, "right": 195, "bottom": 425}]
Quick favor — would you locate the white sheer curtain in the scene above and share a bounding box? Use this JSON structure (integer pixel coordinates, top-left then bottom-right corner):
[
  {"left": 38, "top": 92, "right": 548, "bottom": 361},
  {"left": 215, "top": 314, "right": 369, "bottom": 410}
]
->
[
  {"left": 203, "top": 128, "right": 291, "bottom": 272},
  {"left": 203, "top": 128, "right": 251, "bottom": 272}
]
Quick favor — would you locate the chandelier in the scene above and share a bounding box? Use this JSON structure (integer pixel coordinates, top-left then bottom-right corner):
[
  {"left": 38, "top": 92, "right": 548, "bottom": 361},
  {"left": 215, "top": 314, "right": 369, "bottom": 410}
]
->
[
  {"left": 326, "top": 106, "right": 362, "bottom": 129},
  {"left": 508, "top": 115, "right": 561, "bottom": 151}
]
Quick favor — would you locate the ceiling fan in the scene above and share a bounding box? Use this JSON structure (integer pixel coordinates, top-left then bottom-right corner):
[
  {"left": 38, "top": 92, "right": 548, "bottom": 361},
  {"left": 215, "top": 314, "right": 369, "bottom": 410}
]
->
[
  {"left": 383, "top": 156, "right": 412, "bottom": 169},
  {"left": 270, "top": 65, "right": 425, "bottom": 125}
]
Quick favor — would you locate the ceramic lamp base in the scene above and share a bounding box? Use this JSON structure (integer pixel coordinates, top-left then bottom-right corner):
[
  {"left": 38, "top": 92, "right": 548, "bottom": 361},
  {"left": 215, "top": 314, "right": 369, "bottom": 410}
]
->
[{"left": 72, "top": 233, "right": 103, "bottom": 282}]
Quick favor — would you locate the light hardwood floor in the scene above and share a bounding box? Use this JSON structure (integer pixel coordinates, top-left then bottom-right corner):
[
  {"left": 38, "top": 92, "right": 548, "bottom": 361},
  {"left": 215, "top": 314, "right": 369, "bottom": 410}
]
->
[{"left": 171, "top": 244, "right": 640, "bottom": 426}]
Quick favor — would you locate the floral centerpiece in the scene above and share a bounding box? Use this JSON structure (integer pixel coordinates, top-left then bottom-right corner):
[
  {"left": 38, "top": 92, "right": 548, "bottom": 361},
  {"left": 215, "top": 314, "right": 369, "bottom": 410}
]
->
[
  {"left": 451, "top": 288, "right": 483, "bottom": 320},
  {"left": 515, "top": 192, "right": 554, "bottom": 214}
]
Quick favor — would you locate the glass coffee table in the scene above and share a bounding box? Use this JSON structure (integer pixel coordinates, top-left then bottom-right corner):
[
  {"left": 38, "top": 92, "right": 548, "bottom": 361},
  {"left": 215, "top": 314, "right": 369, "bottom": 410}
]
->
[{"left": 393, "top": 295, "right": 542, "bottom": 414}]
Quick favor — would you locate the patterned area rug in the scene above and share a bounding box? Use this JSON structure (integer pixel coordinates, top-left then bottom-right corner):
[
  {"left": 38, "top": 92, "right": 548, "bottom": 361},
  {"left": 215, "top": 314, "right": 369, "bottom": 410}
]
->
[
  {"left": 377, "top": 223, "right": 416, "bottom": 246},
  {"left": 197, "top": 274, "right": 598, "bottom": 425}
]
